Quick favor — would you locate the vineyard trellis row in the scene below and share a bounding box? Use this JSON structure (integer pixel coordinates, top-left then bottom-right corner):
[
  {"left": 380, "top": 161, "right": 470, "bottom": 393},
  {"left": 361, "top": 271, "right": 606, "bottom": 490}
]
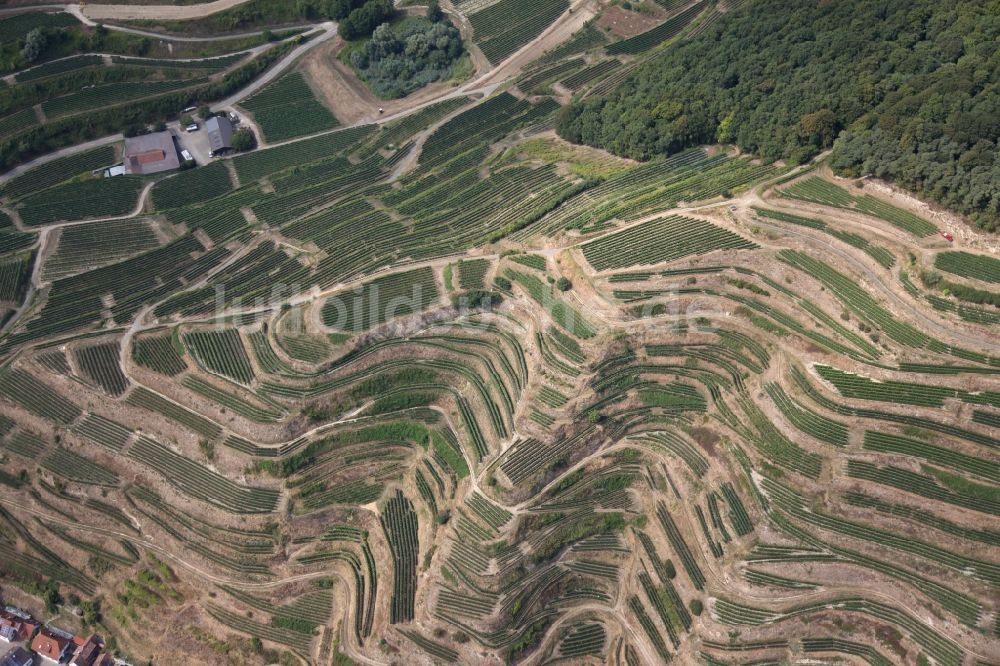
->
[{"left": 381, "top": 490, "right": 419, "bottom": 624}]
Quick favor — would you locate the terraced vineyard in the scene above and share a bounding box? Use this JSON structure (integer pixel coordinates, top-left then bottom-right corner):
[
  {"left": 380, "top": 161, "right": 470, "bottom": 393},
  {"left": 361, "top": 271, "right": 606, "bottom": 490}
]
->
[
  {"left": 468, "top": 0, "right": 570, "bottom": 63},
  {"left": 0, "top": 7, "right": 996, "bottom": 666},
  {"left": 16, "top": 176, "right": 145, "bottom": 226},
  {"left": 582, "top": 214, "right": 757, "bottom": 270},
  {"left": 781, "top": 176, "right": 938, "bottom": 237},
  {"left": 42, "top": 219, "right": 160, "bottom": 280},
  {"left": 238, "top": 71, "right": 338, "bottom": 142}
]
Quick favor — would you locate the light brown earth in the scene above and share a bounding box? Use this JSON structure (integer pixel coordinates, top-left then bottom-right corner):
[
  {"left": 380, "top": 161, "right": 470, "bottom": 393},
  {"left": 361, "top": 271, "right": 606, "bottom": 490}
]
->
[
  {"left": 81, "top": 0, "right": 254, "bottom": 21},
  {"left": 596, "top": 4, "right": 665, "bottom": 37}
]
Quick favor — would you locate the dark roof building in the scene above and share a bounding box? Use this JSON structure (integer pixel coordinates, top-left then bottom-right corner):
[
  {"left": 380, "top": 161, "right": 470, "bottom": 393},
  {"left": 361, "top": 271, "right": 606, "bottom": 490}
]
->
[
  {"left": 123, "top": 131, "right": 180, "bottom": 175},
  {"left": 206, "top": 116, "right": 234, "bottom": 156},
  {"left": 0, "top": 646, "right": 34, "bottom": 666}
]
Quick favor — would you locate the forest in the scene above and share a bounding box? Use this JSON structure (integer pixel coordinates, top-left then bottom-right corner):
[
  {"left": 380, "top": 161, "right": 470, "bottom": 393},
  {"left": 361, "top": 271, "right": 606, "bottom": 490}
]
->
[{"left": 557, "top": 0, "right": 1000, "bottom": 231}]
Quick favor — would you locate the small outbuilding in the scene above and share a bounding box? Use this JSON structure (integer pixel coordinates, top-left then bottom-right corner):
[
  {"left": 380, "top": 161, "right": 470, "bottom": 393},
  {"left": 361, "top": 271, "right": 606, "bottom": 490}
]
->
[
  {"left": 123, "top": 131, "right": 180, "bottom": 175},
  {"left": 206, "top": 115, "right": 234, "bottom": 156}
]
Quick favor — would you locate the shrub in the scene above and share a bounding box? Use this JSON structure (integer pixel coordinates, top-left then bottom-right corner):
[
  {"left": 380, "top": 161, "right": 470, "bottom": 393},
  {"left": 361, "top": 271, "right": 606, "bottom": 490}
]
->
[
  {"left": 450, "top": 289, "right": 502, "bottom": 311},
  {"left": 21, "top": 28, "right": 47, "bottom": 64},
  {"left": 231, "top": 127, "right": 256, "bottom": 151}
]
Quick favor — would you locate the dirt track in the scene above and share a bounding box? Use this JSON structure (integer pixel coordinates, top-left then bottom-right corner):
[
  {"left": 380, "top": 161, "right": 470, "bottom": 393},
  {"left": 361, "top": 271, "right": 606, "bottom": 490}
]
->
[{"left": 81, "top": 0, "right": 253, "bottom": 21}]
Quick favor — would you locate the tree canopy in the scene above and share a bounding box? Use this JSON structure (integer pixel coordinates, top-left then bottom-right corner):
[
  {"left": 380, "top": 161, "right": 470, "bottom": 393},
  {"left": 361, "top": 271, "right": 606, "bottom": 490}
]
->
[
  {"left": 349, "top": 17, "right": 463, "bottom": 98},
  {"left": 557, "top": 0, "right": 1000, "bottom": 231},
  {"left": 339, "top": 0, "right": 396, "bottom": 41}
]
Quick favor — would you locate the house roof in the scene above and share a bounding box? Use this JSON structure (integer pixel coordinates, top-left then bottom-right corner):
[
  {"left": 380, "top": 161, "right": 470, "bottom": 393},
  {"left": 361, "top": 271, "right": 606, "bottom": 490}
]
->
[
  {"left": 206, "top": 115, "right": 233, "bottom": 153},
  {"left": 0, "top": 646, "right": 34, "bottom": 666},
  {"left": 71, "top": 641, "right": 100, "bottom": 666},
  {"left": 0, "top": 611, "right": 38, "bottom": 642},
  {"left": 30, "top": 629, "right": 70, "bottom": 661},
  {"left": 123, "top": 131, "right": 180, "bottom": 175}
]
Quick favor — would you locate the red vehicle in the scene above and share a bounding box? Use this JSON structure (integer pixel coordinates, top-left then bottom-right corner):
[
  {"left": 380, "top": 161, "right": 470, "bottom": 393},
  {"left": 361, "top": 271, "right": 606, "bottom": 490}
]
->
[{"left": 940, "top": 231, "right": 954, "bottom": 242}]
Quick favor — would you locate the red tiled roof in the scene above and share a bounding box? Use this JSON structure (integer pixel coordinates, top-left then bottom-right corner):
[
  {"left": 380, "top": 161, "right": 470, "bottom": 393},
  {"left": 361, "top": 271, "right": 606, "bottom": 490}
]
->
[
  {"left": 135, "top": 149, "right": 166, "bottom": 165},
  {"left": 31, "top": 629, "right": 70, "bottom": 661},
  {"left": 72, "top": 639, "right": 102, "bottom": 666},
  {"left": 0, "top": 613, "right": 38, "bottom": 642}
]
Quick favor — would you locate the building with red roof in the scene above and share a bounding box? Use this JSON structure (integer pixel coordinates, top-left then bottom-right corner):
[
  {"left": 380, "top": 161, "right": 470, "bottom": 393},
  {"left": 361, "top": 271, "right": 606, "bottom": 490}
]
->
[
  {"left": 0, "top": 608, "right": 38, "bottom": 644},
  {"left": 30, "top": 628, "right": 71, "bottom": 664},
  {"left": 69, "top": 635, "right": 103, "bottom": 666}
]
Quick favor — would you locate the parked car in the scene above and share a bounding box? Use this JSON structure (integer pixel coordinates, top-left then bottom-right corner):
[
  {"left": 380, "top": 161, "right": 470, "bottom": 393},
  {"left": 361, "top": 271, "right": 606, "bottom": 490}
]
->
[
  {"left": 181, "top": 149, "right": 193, "bottom": 162},
  {"left": 185, "top": 123, "right": 199, "bottom": 132}
]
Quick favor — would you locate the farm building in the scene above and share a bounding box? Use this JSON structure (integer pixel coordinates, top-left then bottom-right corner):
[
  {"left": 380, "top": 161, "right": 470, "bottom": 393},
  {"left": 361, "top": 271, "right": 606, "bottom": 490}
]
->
[
  {"left": 123, "top": 131, "right": 180, "bottom": 175},
  {"left": 206, "top": 115, "right": 234, "bottom": 156}
]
